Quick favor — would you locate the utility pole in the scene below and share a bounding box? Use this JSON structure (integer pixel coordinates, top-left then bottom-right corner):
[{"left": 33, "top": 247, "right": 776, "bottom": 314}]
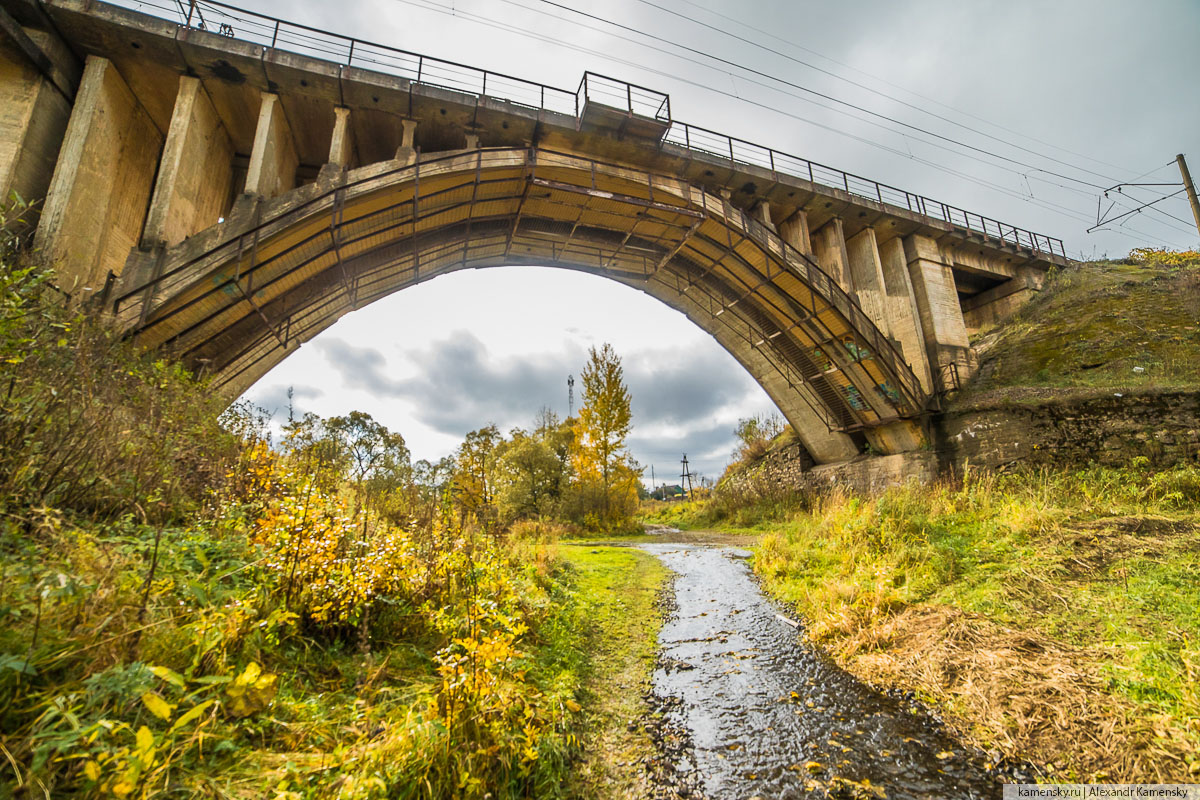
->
[
  {"left": 567, "top": 374, "right": 574, "bottom": 418},
  {"left": 650, "top": 464, "right": 656, "bottom": 499},
  {"left": 1177, "top": 154, "right": 1200, "bottom": 237}
]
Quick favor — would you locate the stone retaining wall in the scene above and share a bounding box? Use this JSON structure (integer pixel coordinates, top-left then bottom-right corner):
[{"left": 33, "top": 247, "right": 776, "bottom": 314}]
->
[{"left": 724, "top": 390, "right": 1200, "bottom": 495}]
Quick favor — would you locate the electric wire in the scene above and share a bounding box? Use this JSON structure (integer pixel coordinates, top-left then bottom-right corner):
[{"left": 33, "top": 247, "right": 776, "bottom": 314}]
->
[
  {"left": 388, "top": 0, "right": 1178, "bottom": 251},
  {"left": 627, "top": 0, "right": 1125, "bottom": 187},
  {"left": 525, "top": 0, "right": 1110, "bottom": 190}
]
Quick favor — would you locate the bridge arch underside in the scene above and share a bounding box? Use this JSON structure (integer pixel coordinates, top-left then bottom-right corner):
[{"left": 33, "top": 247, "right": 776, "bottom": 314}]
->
[{"left": 113, "top": 148, "right": 929, "bottom": 464}]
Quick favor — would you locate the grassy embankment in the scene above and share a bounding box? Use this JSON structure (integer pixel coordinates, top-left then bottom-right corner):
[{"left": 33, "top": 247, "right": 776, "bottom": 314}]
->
[
  {"left": 0, "top": 220, "right": 665, "bottom": 798},
  {"left": 644, "top": 253, "right": 1200, "bottom": 782}
]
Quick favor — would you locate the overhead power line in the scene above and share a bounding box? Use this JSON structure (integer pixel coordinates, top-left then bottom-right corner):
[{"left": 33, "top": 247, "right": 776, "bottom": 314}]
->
[
  {"left": 527, "top": 0, "right": 1110, "bottom": 191},
  {"left": 665, "top": 0, "right": 1141, "bottom": 179},
  {"left": 627, "top": 0, "right": 1124, "bottom": 187},
  {"left": 388, "top": 0, "right": 1181, "bottom": 251}
]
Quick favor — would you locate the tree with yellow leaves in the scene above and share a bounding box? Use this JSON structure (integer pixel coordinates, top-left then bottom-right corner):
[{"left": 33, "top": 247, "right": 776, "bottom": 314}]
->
[{"left": 571, "top": 343, "right": 641, "bottom": 529}]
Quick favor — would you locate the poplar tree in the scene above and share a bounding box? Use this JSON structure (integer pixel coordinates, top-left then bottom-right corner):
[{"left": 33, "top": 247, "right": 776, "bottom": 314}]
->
[{"left": 573, "top": 343, "right": 634, "bottom": 519}]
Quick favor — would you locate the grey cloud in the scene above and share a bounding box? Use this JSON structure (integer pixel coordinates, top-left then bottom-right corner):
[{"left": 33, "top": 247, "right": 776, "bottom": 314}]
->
[
  {"left": 312, "top": 334, "right": 775, "bottom": 461},
  {"left": 623, "top": 348, "right": 757, "bottom": 427},
  {"left": 629, "top": 421, "right": 742, "bottom": 484},
  {"left": 317, "top": 338, "right": 407, "bottom": 397}
]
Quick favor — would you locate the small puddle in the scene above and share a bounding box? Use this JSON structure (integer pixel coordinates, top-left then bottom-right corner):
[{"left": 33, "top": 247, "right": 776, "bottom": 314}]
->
[{"left": 642, "top": 542, "right": 1017, "bottom": 799}]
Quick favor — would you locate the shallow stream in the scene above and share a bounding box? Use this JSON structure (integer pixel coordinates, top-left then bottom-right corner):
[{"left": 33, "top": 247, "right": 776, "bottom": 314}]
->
[{"left": 642, "top": 542, "right": 1016, "bottom": 799}]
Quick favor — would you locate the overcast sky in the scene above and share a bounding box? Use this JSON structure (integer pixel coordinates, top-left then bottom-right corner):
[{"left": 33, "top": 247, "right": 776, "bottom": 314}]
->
[{"left": 122, "top": 0, "right": 1200, "bottom": 482}]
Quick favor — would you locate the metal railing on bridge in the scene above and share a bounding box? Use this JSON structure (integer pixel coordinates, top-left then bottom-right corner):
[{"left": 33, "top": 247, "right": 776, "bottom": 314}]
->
[{"left": 124, "top": 0, "right": 1068, "bottom": 259}]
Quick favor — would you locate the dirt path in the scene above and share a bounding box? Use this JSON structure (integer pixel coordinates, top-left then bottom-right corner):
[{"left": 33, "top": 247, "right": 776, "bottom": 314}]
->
[{"left": 640, "top": 542, "right": 1031, "bottom": 799}]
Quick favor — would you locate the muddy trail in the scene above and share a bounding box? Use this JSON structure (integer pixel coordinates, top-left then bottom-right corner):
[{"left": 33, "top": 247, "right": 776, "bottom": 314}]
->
[{"left": 638, "top": 542, "right": 1030, "bottom": 800}]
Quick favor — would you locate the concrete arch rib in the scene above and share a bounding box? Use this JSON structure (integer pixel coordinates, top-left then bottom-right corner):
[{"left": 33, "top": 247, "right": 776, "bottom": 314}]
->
[{"left": 110, "top": 147, "right": 927, "bottom": 463}]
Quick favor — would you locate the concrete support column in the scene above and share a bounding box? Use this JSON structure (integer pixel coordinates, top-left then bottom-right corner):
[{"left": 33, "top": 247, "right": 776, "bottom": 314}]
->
[
  {"left": 811, "top": 218, "right": 853, "bottom": 293},
  {"left": 243, "top": 93, "right": 296, "bottom": 199},
  {"left": 903, "top": 233, "right": 972, "bottom": 390},
  {"left": 317, "top": 106, "right": 355, "bottom": 183},
  {"left": 0, "top": 35, "right": 72, "bottom": 232},
  {"left": 328, "top": 106, "right": 354, "bottom": 167},
  {"left": 35, "top": 55, "right": 162, "bottom": 293},
  {"left": 752, "top": 199, "right": 776, "bottom": 232},
  {"left": 878, "top": 237, "right": 932, "bottom": 393},
  {"left": 142, "top": 75, "right": 233, "bottom": 248},
  {"left": 396, "top": 118, "right": 418, "bottom": 164},
  {"left": 777, "top": 209, "right": 812, "bottom": 256},
  {"left": 845, "top": 228, "right": 890, "bottom": 336}
]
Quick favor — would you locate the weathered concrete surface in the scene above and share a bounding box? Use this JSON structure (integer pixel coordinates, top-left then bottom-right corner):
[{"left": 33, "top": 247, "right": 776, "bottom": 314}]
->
[
  {"left": 143, "top": 75, "right": 233, "bottom": 248},
  {"left": 961, "top": 267, "right": 1044, "bottom": 333},
  {"left": 878, "top": 236, "right": 932, "bottom": 392},
  {"left": 0, "top": 34, "right": 70, "bottom": 226},
  {"left": 243, "top": 93, "right": 297, "bottom": 200},
  {"left": 811, "top": 218, "right": 853, "bottom": 294},
  {"left": 845, "top": 227, "right": 890, "bottom": 336},
  {"left": 34, "top": 55, "right": 162, "bottom": 291},
  {"left": 904, "top": 234, "right": 972, "bottom": 388}
]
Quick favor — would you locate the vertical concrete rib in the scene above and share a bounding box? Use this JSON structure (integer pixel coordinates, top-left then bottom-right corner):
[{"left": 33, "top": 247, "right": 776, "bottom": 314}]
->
[
  {"left": 811, "top": 218, "right": 854, "bottom": 293},
  {"left": 142, "top": 75, "right": 233, "bottom": 248},
  {"left": 845, "top": 228, "right": 890, "bottom": 337},
  {"left": 877, "top": 237, "right": 932, "bottom": 393},
  {"left": 327, "top": 106, "right": 354, "bottom": 168},
  {"left": 903, "top": 233, "right": 972, "bottom": 390},
  {"left": 777, "top": 209, "right": 812, "bottom": 256},
  {"left": 35, "top": 55, "right": 162, "bottom": 293},
  {"left": 243, "top": 93, "right": 297, "bottom": 199},
  {"left": 0, "top": 37, "right": 71, "bottom": 230}
]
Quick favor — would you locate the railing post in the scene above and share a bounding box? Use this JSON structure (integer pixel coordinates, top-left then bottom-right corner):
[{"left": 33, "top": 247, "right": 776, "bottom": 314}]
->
[
  {"left": 185, "top": 0, "right": 196, "bottom": 28},
  {"left": 627, "top": 83, "right": 633, "bottom": 114},
  {"left": 482, "top": 71, "right": 488, "bottom": 96},
  {"left": 416, "top": 56, "right": 423, "bottom": 84},
  {"left": 270, "top": 20, "right": 279, "bottom": 48},
  {"left": 347, "top": 39, "right": 354, "bottom": 66},
  {"left": 769, "top": 150, "right": 775, "bottom": 174}
]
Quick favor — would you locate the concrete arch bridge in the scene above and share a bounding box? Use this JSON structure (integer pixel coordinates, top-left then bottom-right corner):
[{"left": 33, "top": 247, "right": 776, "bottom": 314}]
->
[{"left": 0, "top": 0, "right": 1069, "bottom": 465}]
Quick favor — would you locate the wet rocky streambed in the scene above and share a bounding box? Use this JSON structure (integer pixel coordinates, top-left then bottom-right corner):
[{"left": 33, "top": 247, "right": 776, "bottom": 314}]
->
[{"left": 637, "top": 542, "right": 1032, "bottom": 799}]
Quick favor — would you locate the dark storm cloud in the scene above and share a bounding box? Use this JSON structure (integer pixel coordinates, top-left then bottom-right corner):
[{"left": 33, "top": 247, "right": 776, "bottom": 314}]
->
[
  {"left": 623, "top": 348, "right": 755, "bottom": 427},
  {"left": 313, "top": 333, "right": 769, "bottom": 446}
]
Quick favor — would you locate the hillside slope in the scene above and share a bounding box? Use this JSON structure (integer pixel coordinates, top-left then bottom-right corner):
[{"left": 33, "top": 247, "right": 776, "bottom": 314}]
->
[{"left": 956, "top": 250, "right": 1200, "bottom": 405}]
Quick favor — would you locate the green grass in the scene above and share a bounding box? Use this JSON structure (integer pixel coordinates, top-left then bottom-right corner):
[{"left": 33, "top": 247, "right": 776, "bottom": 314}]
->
[
  {"left": 556, "top": 546, "right": 667, "bottom": 799},
  {"left": 959, "top": 256, "right": 1200, "bottom": 404},
  {"left": 743, "top": 464, "right": 1200, "bottom": 780}
]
